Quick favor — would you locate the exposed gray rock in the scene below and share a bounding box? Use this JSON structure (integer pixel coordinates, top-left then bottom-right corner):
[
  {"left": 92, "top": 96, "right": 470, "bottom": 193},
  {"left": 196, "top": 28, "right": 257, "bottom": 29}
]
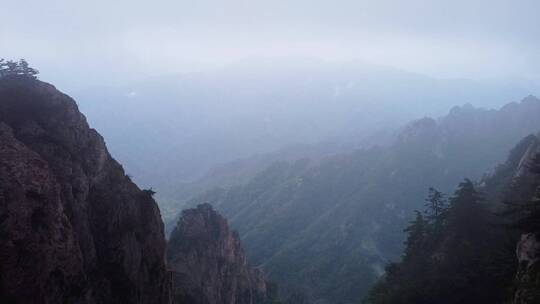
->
[
  {"left": 514, "top": 233, "right": 540, "bottom": 304},
  {"left": 0, "top": 77, "right": 169, "bottom": 303},
  {"left": 512, "top": 133, "right": 540, "bottom": 304},
  {"left": 167, "top": 203, "right": 268, "bottom": 304},
  {"left": 515, "top": 133, "right": 540, "bottom": 178}
]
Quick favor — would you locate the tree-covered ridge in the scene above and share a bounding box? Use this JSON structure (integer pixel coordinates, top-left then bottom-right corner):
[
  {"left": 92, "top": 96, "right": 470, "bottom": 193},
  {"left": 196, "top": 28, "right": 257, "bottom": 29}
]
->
[
  {"left": 0, "top": 59, "right": 39, "bottom": 79},
  {"left": 365, "top": 181, "right": 498, "bottom": 304},
  {"left": 185, "top": 97, "right": 540, "bottom": 304},
  {"left": 366, "top": 134, "right": 540, "bottom": 304}
]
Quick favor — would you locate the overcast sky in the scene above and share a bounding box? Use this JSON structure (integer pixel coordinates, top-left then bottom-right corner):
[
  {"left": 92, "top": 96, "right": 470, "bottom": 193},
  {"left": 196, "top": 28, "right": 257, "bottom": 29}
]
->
[{"left": 2, "top": 0, "right": 539, "bottom": 91}]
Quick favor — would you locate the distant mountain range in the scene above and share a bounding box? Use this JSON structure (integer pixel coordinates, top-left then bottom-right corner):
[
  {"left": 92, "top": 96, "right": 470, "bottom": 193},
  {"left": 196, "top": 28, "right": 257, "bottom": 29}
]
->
[
  {"left": 0, "top": 75, "right": 275, "bottom": 304},
  {"left": 3, "top": 67, "right": 540, "bottom": 304},
  {"left": 366, "top": 127, "right": 540, "bottom": 304},
  {"left": 183, "top": 95, "right": 540, "bottom": 303},
  {"left": 73, "top": 61, "right": 534, "bottom": 202}
]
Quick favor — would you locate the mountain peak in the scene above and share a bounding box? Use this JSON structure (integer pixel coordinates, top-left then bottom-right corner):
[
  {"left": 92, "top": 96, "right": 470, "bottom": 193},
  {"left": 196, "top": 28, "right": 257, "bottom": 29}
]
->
[
  {"left": 167, "top": 204, "right": 270, "bottom": 304},
  {"left": 397, "top": 117, "right": 438, "bottom": 143},
  {"left": 521, "top": 94, "right": 540, "bottom": 104},
  {"left": 447, "top": 102, "right": 480, "bottom": 116},
  {"left": 0, "top": 78, "right": 169, "bottom": 303}
]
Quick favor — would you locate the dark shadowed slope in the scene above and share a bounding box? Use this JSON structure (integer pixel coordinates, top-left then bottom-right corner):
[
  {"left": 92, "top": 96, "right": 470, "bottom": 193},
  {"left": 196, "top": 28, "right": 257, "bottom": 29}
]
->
[
  {"left": 167, "top": 204, "right": 273, "bottom": 304},
  {"left": 366, "top": 133, "right": 540, "bottom": 304},
  {"left": 186, "top": 96, "right": 540, "bottom": 304},
  {"left": 0, "top": 76, "right": 169, "bottom": 303}
]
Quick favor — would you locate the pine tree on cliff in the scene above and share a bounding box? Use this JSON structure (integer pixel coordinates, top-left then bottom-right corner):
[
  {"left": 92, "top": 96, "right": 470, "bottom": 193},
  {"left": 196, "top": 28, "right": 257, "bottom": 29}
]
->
[
  {"left": 423, "top": 187, "right": 447, "bottom": 243},
  {"left": 18, "top": 59, "right": 39, "bottom": 79},
  {"left": 366, "top": 181, "right": 496, "bottom": 304},
  {"left": 440, "top": 179, "right": 489, "bottom": 273},
  {"left": 424, "top": 187, "right": 446, "bottom": 220},
  {"left": 0, "top": 59, "right": 14, "bottom": 77},
  {"left": 0, "top": 58, "right": 39, "bottom": 79},
  {"left": 402, "top": 211, "right": 427, "bottom": 262},
  {"left": 365, "top": 191, "right": 446, "bottom": 304},
  {"left": 6, "top": 60, "right": 18, "bottom": 74},
  {"left": 445, "top": 179, "right": 487, "bottom": 241}
]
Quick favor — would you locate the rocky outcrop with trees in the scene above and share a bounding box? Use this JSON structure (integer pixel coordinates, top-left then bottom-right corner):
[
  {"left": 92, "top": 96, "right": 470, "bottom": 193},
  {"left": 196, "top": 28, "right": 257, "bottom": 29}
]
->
[
  {"left": 0, "top": 74, "right": 169, "bottom": 303},
  {"left": 167, "top": 204, "right": 271, "bottom": 304}
]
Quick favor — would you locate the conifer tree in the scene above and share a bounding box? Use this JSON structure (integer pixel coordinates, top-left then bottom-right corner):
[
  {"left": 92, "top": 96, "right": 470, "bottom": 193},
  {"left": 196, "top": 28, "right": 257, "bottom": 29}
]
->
[
  {"left": 18, "top": 59, "right": 39, "bottom": 79},
  {"left": 424, "top": 187, "right": 446, "bottom": 220},
  {"left": 402, "top": 210, "right": 427, "bottom": 261},
  {"left": 445, "top": 179, "right": 486, "bottom": 237},
  {"left": 0, "top": 59, "right": 6, "bottom": 77},
  {"left": 5, "top": 60, "right": 18, "bottom": 74},
  {"left": 423, "top": 187, "right": 447, "bottom": 239},
  {"left": 0, "top": 58, "right": 39, "bottom": 79}
]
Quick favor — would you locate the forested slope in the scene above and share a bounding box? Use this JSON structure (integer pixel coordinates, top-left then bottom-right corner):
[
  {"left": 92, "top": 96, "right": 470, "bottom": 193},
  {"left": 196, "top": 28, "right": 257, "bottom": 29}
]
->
[
  {"left": 187, "top": 96, "right": 540, "bottom": 303},
  {"left": 366, "top": 133, "right": 540, "bottom": 304}
]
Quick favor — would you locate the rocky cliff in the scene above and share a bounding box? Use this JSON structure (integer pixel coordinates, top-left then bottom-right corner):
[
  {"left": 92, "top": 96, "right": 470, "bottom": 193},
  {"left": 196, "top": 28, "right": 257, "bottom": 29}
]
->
[
  {"left": 513, "top": 134, "right": 540, "bottom": 304},
  {"left": 514, "top": 233, "right": 540, "bottom": 303},
  {"left": 167, "top": 204, "right": 268, "bottom": 304},
  {"left": 183, "top": 96, "right": 540, "bottom": 304},
  {"left": 0, "top": 76, "right": 169, "bottom": 303}
]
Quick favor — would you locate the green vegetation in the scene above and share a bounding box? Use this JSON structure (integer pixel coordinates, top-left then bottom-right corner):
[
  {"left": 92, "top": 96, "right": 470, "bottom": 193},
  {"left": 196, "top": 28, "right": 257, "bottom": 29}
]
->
[
  {"left": 0, "top": 59, "right": 39, "bottom": 79},
  {"left": 365, "top": 137, "right": 540, "bottom": 304},
  {"left": 142, "top": 188, "right": 157, "bottom": 197},
  {"left": 185, "top": 98, "right": 540, "bottom": 303}
]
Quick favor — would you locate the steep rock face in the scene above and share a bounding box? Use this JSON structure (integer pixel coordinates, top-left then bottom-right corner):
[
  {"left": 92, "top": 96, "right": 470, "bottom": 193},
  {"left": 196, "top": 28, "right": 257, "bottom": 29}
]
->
[
  {"left": 514, "top": 233, "right": 540, "bottom": 304},
  {"left": 167, "top": 204, "right": 267, "bottom": 304},
  {"left": 513, "top": 134, "right": 540, "bottom": 304},
  {"left": 184, "top": 96, "right": 540, "bottom": 304},
  {"left": 0, "top": 77, "right": 169, "bottom": 303}
]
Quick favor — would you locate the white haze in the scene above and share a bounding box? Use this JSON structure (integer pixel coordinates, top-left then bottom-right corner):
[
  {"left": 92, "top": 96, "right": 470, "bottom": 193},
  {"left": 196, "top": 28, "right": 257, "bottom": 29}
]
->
[
  {"left": 3, "top": 0, "right": 540, "bottom": 199},
  {"left": 1, "top": 0, "right": 540, "bottom": 92}
]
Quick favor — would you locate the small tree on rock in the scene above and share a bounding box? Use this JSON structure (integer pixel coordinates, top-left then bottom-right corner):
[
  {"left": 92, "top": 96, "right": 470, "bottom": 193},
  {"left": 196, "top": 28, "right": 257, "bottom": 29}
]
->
[
  {"left": 0, "top": 58, "right": 39, "bottom": 79},
  {"left": 18, "top": 59, "right": 39, "bottom": 79}
]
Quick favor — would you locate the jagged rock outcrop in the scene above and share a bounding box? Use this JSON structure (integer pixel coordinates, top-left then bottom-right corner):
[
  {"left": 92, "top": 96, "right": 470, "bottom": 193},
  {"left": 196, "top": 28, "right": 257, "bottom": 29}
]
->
[
  {"left": 513, "top": 133, "right": 540, "bottom": 304},
  {"left": 514, "top": 233, "right": 540, "bottom": 304},
  {"left": 167, "top": 204, "right": 268, "bottom": 304},
  {"left": 0, "top": 77, "right": 169, "bottom": 303}
]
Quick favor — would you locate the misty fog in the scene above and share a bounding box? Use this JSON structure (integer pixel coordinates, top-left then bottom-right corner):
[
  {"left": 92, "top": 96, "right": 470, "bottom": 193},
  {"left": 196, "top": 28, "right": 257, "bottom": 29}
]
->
[
  {"left": 2, "top": 1, "right": 540, "bottom": 304},
  {"left": 3, "top": 0, "right": 540, "bottom": 90}
]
